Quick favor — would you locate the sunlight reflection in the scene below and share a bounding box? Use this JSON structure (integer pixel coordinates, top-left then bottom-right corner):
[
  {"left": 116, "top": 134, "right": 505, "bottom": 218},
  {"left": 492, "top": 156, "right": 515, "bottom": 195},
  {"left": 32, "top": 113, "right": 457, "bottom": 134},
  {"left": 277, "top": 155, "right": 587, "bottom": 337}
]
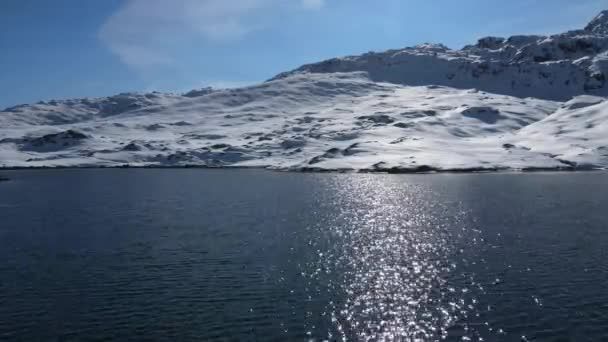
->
[{"left": 308, "top": 175, "right": 483, "bottom": 341}]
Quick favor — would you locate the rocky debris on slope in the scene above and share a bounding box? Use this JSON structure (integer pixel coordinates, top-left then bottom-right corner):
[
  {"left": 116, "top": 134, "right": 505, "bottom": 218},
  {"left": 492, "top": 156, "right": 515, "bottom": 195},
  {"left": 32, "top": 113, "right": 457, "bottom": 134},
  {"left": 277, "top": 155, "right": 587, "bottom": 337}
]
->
[
  {"left": 0, "top": 129, "right": 91, "bottom": 153},
  {"left": 90, "top": 92, "right": 177, "bottom": 117},
  {"left": 29, "top": 129, "right": 88, "bottom": 146}
]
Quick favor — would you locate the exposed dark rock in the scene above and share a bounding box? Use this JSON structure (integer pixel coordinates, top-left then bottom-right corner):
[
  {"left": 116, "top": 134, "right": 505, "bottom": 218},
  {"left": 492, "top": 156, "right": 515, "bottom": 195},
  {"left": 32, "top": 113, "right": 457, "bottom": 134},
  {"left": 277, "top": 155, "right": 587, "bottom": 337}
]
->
[
  {"left": 357, "top": 114, "right": 395, "bottom": 124},
  {"left": 394, "top": 122, "right": 413, "bottom": 129},
  {"left": 461, "top": 107, "right": 503, "bottom": 124},
  {"left": 280, "top": 139, "right": 306, "bottom": 149},
  {"left": 476, "top": 36, "right": 506, "bottom": 50},
  {"left": 309, "top": 148, "right": 342, "bottom": 165},
  {"left": 585, "top": 10, "right": 608, "bottom": 34},
  {"left": 183, "top": 87, "right": 214, "bottom": 97},
  {"left": 123, "top": 142, "right": 142, "bottom": 151},
  {"left": 343, "top": 143, "right": 362, "bottom": 156},
  {"left": 210, "top": 143, "right": 230, "bottom": 150},
  {"left": 28, "top": 129, "right": 88, "bottom": 147}
]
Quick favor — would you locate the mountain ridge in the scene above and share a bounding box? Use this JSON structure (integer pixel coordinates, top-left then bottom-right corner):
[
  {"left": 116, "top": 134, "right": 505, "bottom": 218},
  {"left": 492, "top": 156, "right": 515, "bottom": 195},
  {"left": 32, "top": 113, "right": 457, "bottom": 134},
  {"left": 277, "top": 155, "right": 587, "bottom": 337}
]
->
[{"left": 271, "top": 11, "right": 608, "bottom": 101}]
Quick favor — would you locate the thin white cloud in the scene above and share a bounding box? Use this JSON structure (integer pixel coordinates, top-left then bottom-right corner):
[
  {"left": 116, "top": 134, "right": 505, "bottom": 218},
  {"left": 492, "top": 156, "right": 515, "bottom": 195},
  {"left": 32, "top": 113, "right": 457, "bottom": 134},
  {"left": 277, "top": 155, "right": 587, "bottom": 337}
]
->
[
  {"left": 301, "top": 0, "right": 325, "bottom": 10},
  {"left": 99, "top": 0, "right": 325, "bottom": 71}
]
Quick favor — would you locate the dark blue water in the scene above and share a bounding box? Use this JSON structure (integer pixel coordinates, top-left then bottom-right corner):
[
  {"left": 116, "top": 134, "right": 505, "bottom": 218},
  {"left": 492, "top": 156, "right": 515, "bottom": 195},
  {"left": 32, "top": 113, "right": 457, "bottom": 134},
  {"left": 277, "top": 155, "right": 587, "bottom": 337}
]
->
[{"left": 0, "top": 169, "right": 607, "bottom": 341}]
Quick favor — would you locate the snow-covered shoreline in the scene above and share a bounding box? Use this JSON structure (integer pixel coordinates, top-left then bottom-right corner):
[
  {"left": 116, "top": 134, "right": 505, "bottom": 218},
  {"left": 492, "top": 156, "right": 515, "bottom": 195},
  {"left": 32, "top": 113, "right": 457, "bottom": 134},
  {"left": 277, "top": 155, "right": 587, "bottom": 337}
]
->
[
  {"left": 3, "top": 12, "right": 608, "bottom": 172},
  {"left": 0, "top": 164, "right": 605, "bottom": 175}
]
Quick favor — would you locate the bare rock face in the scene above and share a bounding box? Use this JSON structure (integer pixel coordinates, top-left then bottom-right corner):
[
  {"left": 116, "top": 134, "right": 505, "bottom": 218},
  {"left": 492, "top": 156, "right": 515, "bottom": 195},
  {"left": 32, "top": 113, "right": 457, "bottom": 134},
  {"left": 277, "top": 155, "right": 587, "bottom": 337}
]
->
[
  {"left": 474, "top": 36, "right": 506, "bottom": 50},
  {"left": 30, "top": 129, "right": 87, "bottom": 145},
  {"left": 585, "top": 10, "right": 608, "bottom": 35},
  {"left": 183, "top": 87, "right": 214, "bottom": 98}
]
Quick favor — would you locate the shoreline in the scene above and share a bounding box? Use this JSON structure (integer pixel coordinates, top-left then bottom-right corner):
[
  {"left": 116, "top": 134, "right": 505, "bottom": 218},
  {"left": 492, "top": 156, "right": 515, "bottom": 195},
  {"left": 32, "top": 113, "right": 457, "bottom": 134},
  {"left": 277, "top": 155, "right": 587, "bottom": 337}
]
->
[{"left": 0, "top": 164, "right": 605, "bottom": 175}]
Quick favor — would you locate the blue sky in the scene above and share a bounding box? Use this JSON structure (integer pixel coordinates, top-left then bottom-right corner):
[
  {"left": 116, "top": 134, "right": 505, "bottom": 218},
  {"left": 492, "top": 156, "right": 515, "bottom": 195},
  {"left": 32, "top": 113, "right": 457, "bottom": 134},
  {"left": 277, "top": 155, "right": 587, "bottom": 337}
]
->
[{"left": 2, "top": 0, "right": 608, "bottom": 108}]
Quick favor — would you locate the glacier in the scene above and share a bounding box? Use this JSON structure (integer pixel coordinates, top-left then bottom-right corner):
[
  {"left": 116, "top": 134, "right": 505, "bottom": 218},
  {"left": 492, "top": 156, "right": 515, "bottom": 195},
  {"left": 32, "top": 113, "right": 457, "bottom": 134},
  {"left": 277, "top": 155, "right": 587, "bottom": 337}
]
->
[{"left": 3, "top": 12, "right": 608, "bottom": 172}]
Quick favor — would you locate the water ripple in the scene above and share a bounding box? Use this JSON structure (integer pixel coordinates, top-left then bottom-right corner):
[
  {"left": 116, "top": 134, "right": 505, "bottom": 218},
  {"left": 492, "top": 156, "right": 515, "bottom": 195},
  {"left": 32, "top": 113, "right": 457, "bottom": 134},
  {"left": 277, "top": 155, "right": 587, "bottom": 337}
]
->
[{"left": 2, "top": 170, "right": 608, "bottom": 341}]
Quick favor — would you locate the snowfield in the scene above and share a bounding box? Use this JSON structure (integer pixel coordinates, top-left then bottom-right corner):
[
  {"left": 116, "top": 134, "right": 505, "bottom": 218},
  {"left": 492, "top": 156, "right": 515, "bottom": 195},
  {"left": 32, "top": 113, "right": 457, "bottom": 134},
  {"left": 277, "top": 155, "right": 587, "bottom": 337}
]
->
[{"left": 3, "top": 12, "right": 608, "bottom": 172}]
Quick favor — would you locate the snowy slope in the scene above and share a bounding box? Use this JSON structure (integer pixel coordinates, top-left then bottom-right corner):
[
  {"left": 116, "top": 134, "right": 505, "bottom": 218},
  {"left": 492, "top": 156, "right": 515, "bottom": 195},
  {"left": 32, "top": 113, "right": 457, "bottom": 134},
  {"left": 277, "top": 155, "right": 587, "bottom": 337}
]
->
[{"left": 2, "top": 12, "right": 608, "bottom": 172}]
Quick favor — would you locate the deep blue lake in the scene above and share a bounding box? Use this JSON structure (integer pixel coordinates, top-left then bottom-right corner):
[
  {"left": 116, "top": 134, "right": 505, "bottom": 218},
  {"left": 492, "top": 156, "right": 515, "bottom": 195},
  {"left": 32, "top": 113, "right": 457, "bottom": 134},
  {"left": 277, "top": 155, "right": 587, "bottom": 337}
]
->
[{"left": 0, "top": 169, "right": 607, "bottom": 341}]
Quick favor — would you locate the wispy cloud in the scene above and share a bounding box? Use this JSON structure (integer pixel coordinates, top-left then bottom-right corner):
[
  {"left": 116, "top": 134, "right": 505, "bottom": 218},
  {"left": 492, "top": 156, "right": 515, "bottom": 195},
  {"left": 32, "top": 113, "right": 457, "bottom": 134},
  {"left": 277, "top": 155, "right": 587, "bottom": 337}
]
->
[
  {"left": 99, "top": 0, "right": 325, "bottom": 71},
  {"left": 301, "top": 0, "right": 325, "bottom": 10}
]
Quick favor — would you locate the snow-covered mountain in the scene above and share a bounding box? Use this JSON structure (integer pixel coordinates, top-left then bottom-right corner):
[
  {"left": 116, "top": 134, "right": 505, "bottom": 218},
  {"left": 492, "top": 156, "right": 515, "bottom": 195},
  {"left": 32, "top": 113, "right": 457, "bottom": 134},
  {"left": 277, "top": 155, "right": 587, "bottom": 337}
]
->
[
  {"left": 2, "top": 12, "right": 608, "bottom": 172},
  {"left": 274, "top": 11, "right": 608, "bottom": 101}
]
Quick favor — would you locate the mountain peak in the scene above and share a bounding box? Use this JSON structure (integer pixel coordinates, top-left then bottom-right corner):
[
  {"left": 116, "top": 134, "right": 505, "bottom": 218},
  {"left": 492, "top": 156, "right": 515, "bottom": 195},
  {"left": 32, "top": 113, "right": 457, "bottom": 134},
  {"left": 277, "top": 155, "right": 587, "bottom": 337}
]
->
[{"left": 585, "top": 10, "right": 608, "bottom": 34}]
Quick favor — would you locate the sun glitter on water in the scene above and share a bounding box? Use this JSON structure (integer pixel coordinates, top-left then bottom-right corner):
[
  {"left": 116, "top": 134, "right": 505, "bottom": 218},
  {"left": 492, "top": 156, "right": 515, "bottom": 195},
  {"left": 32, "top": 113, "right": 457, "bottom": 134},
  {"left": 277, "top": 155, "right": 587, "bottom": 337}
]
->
[{"left": 302, "top": 175, "right": 486, "bottom": 341}]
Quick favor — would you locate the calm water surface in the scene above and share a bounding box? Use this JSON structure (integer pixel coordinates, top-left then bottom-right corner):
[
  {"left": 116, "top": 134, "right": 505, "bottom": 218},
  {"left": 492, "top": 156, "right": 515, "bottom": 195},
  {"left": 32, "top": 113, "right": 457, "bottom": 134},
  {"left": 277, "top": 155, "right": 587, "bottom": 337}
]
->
[{"left": 0, "top": 169, "right": 607, "bottom": 341}]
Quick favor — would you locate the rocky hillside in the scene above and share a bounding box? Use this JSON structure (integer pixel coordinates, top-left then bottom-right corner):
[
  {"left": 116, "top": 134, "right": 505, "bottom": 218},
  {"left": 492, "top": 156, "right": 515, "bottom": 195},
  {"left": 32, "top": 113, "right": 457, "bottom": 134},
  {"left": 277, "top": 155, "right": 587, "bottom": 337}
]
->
[{"left": 273, "top": 10, "right": 608, "bottom": 101}]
